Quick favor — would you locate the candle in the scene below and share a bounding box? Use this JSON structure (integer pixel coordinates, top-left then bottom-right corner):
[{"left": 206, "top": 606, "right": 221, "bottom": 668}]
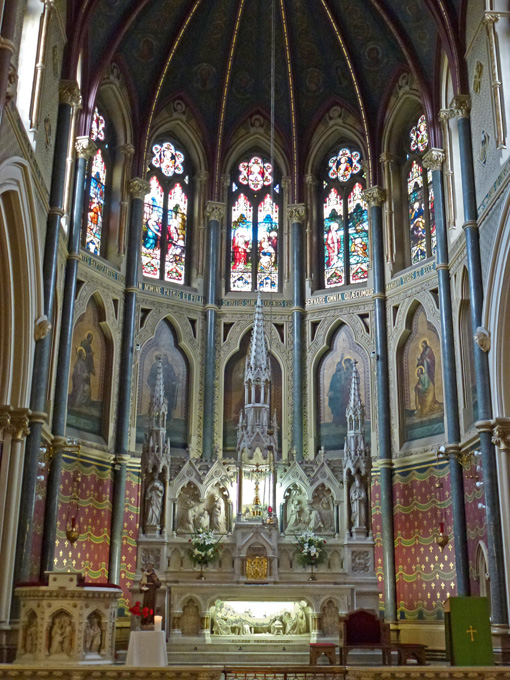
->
[{"left": 154, "top": 615, "right": 163, "bottom": 632}]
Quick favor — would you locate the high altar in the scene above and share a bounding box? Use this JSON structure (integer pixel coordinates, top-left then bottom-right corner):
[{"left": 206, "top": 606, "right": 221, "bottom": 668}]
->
[{"left": 133, "top": 296, "right": 377, "bottom": 662}]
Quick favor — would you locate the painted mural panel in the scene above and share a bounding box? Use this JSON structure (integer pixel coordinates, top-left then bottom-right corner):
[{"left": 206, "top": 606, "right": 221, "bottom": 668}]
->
[
  {"left": 136, "top": 320, "right": 189, "bottom": 450},
  {"left": 223, "top": 331, "right": 282, "bottom": 454},
  {"left": 318, "top": 324, "right": 370, "bottom": 450},
  {"left": 67, "top": 297, "right": 108, "bottom": 437},
  {"left": 402, "top": 306, "right": 444, "bottom": 442}
]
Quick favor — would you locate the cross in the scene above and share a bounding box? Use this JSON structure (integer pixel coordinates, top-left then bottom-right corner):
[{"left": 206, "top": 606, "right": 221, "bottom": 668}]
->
[{"left": 466, "top": 625, "right": 477, "bottom": 642}]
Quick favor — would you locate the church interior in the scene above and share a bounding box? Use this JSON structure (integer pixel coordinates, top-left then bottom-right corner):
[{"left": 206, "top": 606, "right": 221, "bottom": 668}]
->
[{"left": 1, "top": 0, "right": 510, "bottom": 676}]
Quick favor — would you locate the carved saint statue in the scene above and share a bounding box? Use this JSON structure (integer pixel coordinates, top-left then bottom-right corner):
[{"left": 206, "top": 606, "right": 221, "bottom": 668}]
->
[
  {"left": 210, "top": 494, "right": 226, "bottom": 533},
  {"left": 84, "top": 615, "right": 102, "bottom": 654},
  {"left": 145, "top": 469, "right": 164, "bottom": 527},
  {"left": 49, "top": 614, "right": 73, "bottom": 656},
  {"left": 141, "top": 563, "right": 161, "bottom": 625},
  {"left": 350, "top": 473, "right": 367, "bottom": 529},
  {"left": 177, "top": 493, "right": 197, "bottom": 533}
]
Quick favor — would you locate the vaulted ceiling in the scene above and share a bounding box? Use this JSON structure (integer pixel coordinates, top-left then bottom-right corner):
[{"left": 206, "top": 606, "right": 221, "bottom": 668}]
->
[{"left": 69, "top": 0, "right": 466, "bottom": 186}]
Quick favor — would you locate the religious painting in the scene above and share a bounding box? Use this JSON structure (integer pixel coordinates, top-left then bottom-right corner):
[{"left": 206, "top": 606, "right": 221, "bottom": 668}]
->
[
  {"left": 401, "top": 305, "right": 444, "bottom": 442},
  {"left": 317, "top": 324, "right": 370, "bottom": 451},
  {"left": 67, "top": 297, "right": 108, "bottom": 437},
  {"left": 136, "top": 319, "right": 189, "bottom": 450},
  {"left": 223, "top": 330, "right": 282, "bottom": 454}
]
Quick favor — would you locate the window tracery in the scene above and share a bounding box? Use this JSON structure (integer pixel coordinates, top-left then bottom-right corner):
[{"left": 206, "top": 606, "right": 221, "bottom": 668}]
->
[
  {"left": 322, "top": 146, "right": 368, "bottom": 288},
  {"left": 229, "top": 154, "right": 281, "bottom": 292},
  {"left": 142, "top": 139, "right": 190, "bottom": 284}
]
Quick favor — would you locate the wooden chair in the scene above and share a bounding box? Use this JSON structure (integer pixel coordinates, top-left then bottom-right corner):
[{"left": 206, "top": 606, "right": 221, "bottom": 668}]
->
[{"left": 339, "top": 609, "right": 391, "bottom": 665}]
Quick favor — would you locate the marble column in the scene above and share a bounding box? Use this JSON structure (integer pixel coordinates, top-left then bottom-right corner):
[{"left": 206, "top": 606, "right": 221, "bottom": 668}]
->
[
  {"left": 108, "top": 177, "right": 149, "bottom": 583},
  {"left": 13, "top": 81, "right": 80, "bottom": 589},
  {"left": 40, "top": 136, "right": 97, "bottom": 575},
  {"left": 451, "top": 94, "right": 508, "bottom": 625},
  {"left": 423, "top": 148, "right": 470, "bottom": 596},
  {"left": 288, "top": 204, "right": 306, "bottom": 460},
  {"left": 0, "top": 0, "right": 18, "bottom": 126},
  {"left": 362, "top": 185, "right": 396, "bottom": 622},
  {"left": 202, "top": 202, "right": 224, "bottom": 460},
  {"left": 0, "top": 410, "right": 30, "bottom": 624}
]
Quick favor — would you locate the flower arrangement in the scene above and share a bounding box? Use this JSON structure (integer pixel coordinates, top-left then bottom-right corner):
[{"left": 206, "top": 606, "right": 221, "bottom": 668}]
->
[
  {"left": 188, "top": 529, "right": 222, "bottom": 566},
  {"left": 294, "top": 530, "right": 327, "bottom": 567},
  {"left": 129, "top": 601, "right": 153, "bottom": 619}
]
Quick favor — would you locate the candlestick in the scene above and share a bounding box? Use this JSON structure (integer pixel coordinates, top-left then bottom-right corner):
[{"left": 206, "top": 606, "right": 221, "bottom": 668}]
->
[{"left": 154, "top": 615, "right": 163, "bottom": 632}]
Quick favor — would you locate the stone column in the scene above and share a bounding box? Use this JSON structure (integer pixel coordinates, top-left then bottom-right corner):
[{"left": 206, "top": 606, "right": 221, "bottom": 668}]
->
[
  {"left": 108, "top": 177, "right": 149, "bottom": 583},
  {"left": 202, "top": 202, "right": 224, "bottom": 460},
  {"left": 39, "top": 137, "right": 97, "bottom": 575},
  {"left": 423, "top": 148, "right": 470, "bottom": 595},
  {"left": 450, "top": 94, "right": 508, "bottom": 625},
  {"left": 483, "top": 13, "right": 506, "bottom": 150},
  {"left": 362, "top": 185, "right": 396, "bottom": 622},
  {"left": 117, "top": 144, "right": 135, "bottom": 254},
  {"left": 13, "top": 81, "right": 80, "bottom": 588},
  {"left": 0, "top": 410, "right": 30, "bottom": 624},
  {"left": 0, "top": 0, "right": 18, "bottom": 126},
  {"left": 288, "top": 204, "right": 306, "bottom": 460}
]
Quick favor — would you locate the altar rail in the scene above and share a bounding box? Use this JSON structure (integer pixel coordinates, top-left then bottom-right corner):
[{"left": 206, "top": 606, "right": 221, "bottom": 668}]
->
[{"left": 0, "top": 667, "right": 510, "bottom": 680}]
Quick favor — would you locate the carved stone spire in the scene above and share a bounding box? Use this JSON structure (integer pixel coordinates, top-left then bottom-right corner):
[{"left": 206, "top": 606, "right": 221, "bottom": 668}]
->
[
  {"left": 237, "top": 294, "right": 278, "bottom": 462},
  {"left": 344, "top": 361, "right": 370, "bottom": 477},
  {"left": 148, "top": 354, "right": 168, "bottom": 431},
  {"left": 245, "top": 293, "right": 271, "bottom": 384}
]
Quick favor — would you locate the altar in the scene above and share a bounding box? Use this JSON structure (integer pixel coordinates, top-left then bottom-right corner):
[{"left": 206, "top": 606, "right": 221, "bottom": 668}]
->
[{"left": 132, "top": 297, "right": 378, "bottom": 665}]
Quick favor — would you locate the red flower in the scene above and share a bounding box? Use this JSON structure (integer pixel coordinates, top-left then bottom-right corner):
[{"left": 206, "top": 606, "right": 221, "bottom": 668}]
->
[
  {"left": 129, "top": 601, "right": 142, "bottom": 616},
  {"left": 141, "top": 607, "right": 154, "bottom": 618}
]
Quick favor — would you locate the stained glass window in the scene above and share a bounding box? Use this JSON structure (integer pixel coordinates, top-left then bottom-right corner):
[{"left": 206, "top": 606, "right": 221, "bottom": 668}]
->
[
  {"left": 324, "top": 188, "right": 344, "bottom": 287},
  {"left": 151, "top": 141, "right": 184, "bottom": 177},
  {"left": 409, "top": 114, "right": 428, "bottom": 153},
  {"left": 408, "top": 161, "right": 426, "bottom": 264},
  {"left": 229, "top": 155, "right": 280, "bottom": 291},
  {"left": 257, "top": 194, "right": 279, "bottom": 290},
  {"left": 90, "top": 107, "right": 105, "bottom": 142},
  {"left": 141, "top": 140, "right": 190, "bottom": 284},
  {"left": 142, "top": 176, "right": 164, "bottom": 278},
  {"left": 427, "top": 169, "right": 436, "bottom": 255},
  {"left": 85, "top": 149, "right": 106, "bottom": 255},
  {"left": 239, "top": 156, "right": 272, "bottom": 191},
  {"left": 347, "top": 183, "right": 369, "bottom": 283},
  {"left": 322, "top": 147, "right": 368, "bottom": 288},
  {"left": 328, "top": 148, "right": 361, "bottom": 182}
]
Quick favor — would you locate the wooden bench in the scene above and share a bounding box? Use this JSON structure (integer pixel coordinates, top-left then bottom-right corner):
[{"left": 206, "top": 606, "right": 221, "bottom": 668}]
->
[
  {"left": 309, "top": 642, "right": 338, "bottom": 665},
  {"left": 339, "top": 609, "right": 391, "bottom": 666}
]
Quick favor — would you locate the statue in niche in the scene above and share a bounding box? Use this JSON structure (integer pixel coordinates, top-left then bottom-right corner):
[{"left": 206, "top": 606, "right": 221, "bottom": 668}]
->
[
  {"left": 286, "top": 602, "right": 308, "bottom": 635},
  {"left": 285, "top": 488, "right": 308, "bottom": 532},
  {"left": 23, "top": 614, "right": 37, "bottom": 655},
  {"left": 328, "top": 355, "right": 354, "bottom": 425},
  {"left": 84, "top": 614, "right": 102, "bottom": 654},
  {"left": 49, "top": 612, "right": 73, "bottom": 656},
  {"left": 350, "top": 473, "right": 367, "bottom": 529},
  {"left": 212, "top": 601, "right": 233, "bottom": 635},
  {"left": 144, "top": 469, "right": 164, "bottom": 527},
  {"left": 141, "top": 563, "right": 161, "bottom": 625},
  {"left": 309, "top": 487, "right": 335, "bottom": 533},
  {"left": 196, "top": 508, "right": 210, "bottom": 530},
  {"left": 209, "top": 494, "right": 226, "bottom": 533},
  {"left": 176, "top": 485, "right": 200, "bottom": 533}
]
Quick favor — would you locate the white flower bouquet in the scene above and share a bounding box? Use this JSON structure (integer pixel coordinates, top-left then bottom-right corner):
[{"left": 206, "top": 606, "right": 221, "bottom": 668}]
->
[
  {"left": 294, "top": 530, "right": 327, "bottom": 567},
  {"left": 188, "top": 529, "right": 222, "bottom": 566}
]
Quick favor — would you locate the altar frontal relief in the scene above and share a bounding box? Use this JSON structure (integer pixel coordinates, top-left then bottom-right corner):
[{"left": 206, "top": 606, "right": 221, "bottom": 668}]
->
[
  {"left": 136, "top": 320, "right": 189, "bottom": 450},
  {"left": 67, "top": 297, "right": 108, "bottom": 437},
  {"left": 318, "top": 324, "right": 370, "bottom": 450},
  {"left": 401, "top": 305, "right": 444, "bottom": 442},
  {"left": 210, "top": 600, "right": 309, "bottom": 637}
]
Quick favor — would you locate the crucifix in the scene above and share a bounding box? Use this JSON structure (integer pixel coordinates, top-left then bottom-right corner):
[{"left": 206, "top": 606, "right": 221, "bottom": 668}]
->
[{"left": 466, "top": 625, "right": 477, "bottom": 642}]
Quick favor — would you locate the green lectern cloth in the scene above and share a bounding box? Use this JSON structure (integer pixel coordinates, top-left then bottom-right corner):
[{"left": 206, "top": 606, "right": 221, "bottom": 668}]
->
[{"left": 445, "top": 596, "right": 493, "bottom": 666}]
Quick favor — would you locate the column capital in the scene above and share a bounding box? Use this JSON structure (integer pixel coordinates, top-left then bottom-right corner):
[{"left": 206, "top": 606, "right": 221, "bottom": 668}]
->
[
  {"left": 205, "top": 201, "right": 225, "bottom": 221},
  {"left": 449, "top": 95, "right": 472, "bottom": 119},
  {"left": 196, "top": 170, "right": 209, "bottom": 185},
  {"left": 129, "top": 177, "right": 150, "bottom": 199},
  {"left": 362, "top": 186, "right": 386, "bottom": 207},
  {"left": 119, "top": 143, "right": 135, "bottom": 156},
  {"left": 287, "top": 204, "right": 306, "bottom": 222},
  {"left": 492, "top": 418, "right": 510, "bottom": 452},
  {"left": 75, "top": 136, "right": 97, "bottom": 160},
  {"left": 281, "top": 176, "right": 291, "bottom": 190},
  {"left": 304, "top": 173, "right": 318, "bottom": 186},
  {"left": 59, "top": 80, "right": 82, "bottom": 108},
  {"left": 9, "top": 412, "right": 31, "bottom": 441},
  {"left": 379, "top": 152, "right": 398, "bottom": 164},
  {"left": 422, "top": 148, "right": 445, "bottom": 171}
]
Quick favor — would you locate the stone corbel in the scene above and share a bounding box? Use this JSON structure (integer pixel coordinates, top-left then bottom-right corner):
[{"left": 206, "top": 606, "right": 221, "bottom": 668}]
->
[
  {"left": 474, "top": 326, "right": 491, "bottom": 352},
  {"left": 34, "top": 315, "right": 52, "bottom": 341},
  {"left": 449, "top": 95, "right": 472, "bottom": 119},
  {"left": 75, "top": 136, "right": 97, "bottom": 160}
]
